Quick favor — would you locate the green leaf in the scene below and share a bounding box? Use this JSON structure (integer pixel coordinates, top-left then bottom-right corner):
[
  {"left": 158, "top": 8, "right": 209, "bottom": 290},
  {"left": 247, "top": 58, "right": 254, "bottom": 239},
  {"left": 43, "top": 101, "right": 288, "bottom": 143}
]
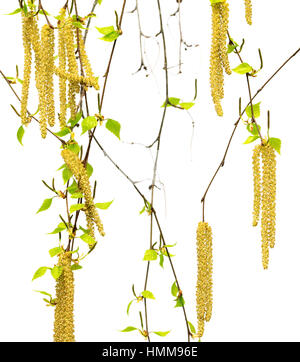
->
[
  {"left": 34, "top": 290, "right": 52, "bottom": 298},
  {"left": 72, "top": 21, "right": 86, "bottom": 29},
  {"left": 245, "top": 102, "right": 261, "bottom": 119},
  {"left": 81, "top": 116, "right": 98, "bottom": 135},
  {"left": 171, "top": 282, "right": 178, "bottom": 297},
  {"left": 232, "top": 63, "right": 253, "bottom": 74},
  {"left": 188, "top": 321, "right": 196, "bottom": 334},
  {"left": 127, "top": 299, "right": 135, "bottom": 315},
  {"left": 244, "top": 135, "right": 259, "bottom": 144},
  {"left": 120, "top": 326, "right": 137, "bottom": 332},
  {"left": 97, "top": 0, "right": 103, "bottom": 5},
  {"left": 101, "top": 31, "right": 120, "bottom": 42},
  {"left": 6, "top": 8, "right": 21, "bottom": 15},
  {"left": 269, "top": 137, "right": 281, "bottom": 154},
  {"left": 70, "top": 204, "right": 85, "bottom": 214},
  {"left": 62, "top": 166, "right": 73, "bottom": 184},
  {"left": 153, "top": 331, "right": 171, "bottom": 337},
  {"left": 49, "top": 247, "right": 62, "bottom": 257},
  {"left": 180, "top": 102, "right": 195, "bottom": 110},
  {"left": 159, "top": 253, "right": 164, "bottom": 268},
  {"left": 139, "top": 206, "right": 146, "bottom": 215},
  {"left": 71, "top": 192, "right": 84, "bottom": 199},
  {"left": 68, "top": 111, "right": 82, "bottom": 127},
  {"left": 96, "top": 26, "right": 115, "bottom": 35},
  {"left": 141, "top": 290, "right": 155, "bottom": 300},
  {"left": 67, "top": 143, "right": 81, "bottom": 155},
  {"left": 32, "top": 267, "right": 48, "bottom": 281},
  {"left": 38, "top": 9, "right": 51, "bottom": 16},
  {"left": 106, "top": 119, "right": 121, "bottom": 139},
  {"left": 143, "top": 249, "right": 157, "bottom": 261},
  {"left": 54, "top": 127, "right": 71, "bottom": 137},
  {"left": 36, "top": 198, "right": 53, "bottom": 214},
  {"left": 17, "top": 125, "right": 25, "bottom": 146},
  {"left": 86, "top": 163, "right": 93, "bottom": 177},
  {"left": 247, "top": 123, "right": 261, "bottom": 136},
  {"left": 71, "top": 264, "right": 83, "bottom": 270},
  {"left": 95, "top": 200, "right": 113, "bottom": 210},
  {"left": 162, "top": 97, "right": 180, "bottom": 108},
  {"left": 67, "top": 180, "right": 79, "bottom": 194},
  {"left": 51, "top": 266, "right": 63, "bottom": 280},
  {"left": 48, "top": 222, "right": 66, "bottom": 234},
  {"left": 175, "top": 296, "right": 185, "bottom": 308},
  {"left": 211, "top": 0, "right": 225, "bottom": 4},
  {"left": 227, "top": 41, "right": 238, "bottom": 54},
  {"left": 80, "top": 233, "right": 97, "bottom": 245}
]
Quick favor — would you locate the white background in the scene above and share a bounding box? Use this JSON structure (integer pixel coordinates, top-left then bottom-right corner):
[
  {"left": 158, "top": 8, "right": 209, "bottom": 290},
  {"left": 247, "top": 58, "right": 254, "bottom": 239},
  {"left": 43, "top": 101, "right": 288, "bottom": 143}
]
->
[{"left": 0, "top": 0, "right": 300, "bottom": 342}]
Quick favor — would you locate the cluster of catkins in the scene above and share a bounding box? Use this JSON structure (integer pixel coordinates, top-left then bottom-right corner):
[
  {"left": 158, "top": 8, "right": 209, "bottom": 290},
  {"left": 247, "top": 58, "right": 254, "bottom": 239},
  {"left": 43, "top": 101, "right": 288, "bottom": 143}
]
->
[
  {"left": 53, "top": 252, "right": 75, "bottom": 342},
  {"left": 61, "top": 148, "right": 105, "bottom": 239},
  {"left": 252, "top": 143, "right": 277, "bottom": 269},
  {"left": 195, "top": 222, "right": 213, "bottom": 338},
  {"left": 20, "top": 9, "right": 99, "bottom": 138},
  {"left": 209, "top": 0, "right": 253, "bottom": 116}
]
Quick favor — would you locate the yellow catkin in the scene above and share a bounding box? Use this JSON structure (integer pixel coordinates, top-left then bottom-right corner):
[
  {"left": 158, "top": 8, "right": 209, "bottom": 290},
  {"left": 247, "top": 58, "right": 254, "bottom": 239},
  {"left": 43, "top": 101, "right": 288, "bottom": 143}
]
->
[
  {"left": 261, "top": 144, "right": 276, "bottom": 269},
  {"left": 30, "top": 15, "right": 48, "bottom": 138},
  {"left": 78, "top": 30, "right": 100, "bottom": 90},
  {"left": 252, "top": 145, "right": 261, "bottom": 226},
  {"left": 20, "top": 13, "right": 33, "bottom": 125},
  {"left": 244, "top": 0, "right": 252, "bottom": 25},
  {"left": 209, "top": 0, "right": 231, "bottom": 117},
  {"left": 53, "top": 252, "right": 75, "bottom": 342},
  {"left": 58, "top": 8, "right": 67, "bottom": 129},
  {"left": 64, "top": 18, "right": 80, "bottom": 121},
  {"left": 61, "top": 149, "right": 105, "bottom": 237},
  {"left": 196, "top": 222, "right": 213, "bottom": 338},
  {"left": 41, "top": 24, "right": 55, "bottom": 127}
]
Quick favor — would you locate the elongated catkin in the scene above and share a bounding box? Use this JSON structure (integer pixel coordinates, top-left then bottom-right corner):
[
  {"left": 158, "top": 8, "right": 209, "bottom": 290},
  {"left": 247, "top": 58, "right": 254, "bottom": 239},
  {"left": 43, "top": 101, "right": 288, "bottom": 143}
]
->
[{"left": 244, "top": 0, "right": 252, "bottom": 25}]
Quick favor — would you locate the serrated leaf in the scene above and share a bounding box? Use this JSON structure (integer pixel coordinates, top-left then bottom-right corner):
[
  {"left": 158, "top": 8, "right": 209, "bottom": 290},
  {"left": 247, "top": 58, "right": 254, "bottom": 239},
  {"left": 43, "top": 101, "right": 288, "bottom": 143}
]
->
[
  {"left": 49, "top": 247, "right": 62, "bottom": 257},
  {"left": 232, "top": 63, "right": 253, "bottom": 74},
  {"left": 269, "top": 137, "right": 281, "bottom": 154},
  {"left": 71, "top": 264, "right": 82, "bottom": 270},
  {"left": 246, "top": 102, "right": 261, "bottom": 119},
  {"left": 17, "top": 125, "right": 25, "bottom": 145},
  {"left": 153, "top": 331, "right": 171, "bottom": 337},
  {"left": 175, "top": 296, "right": 185, "bottom": 308},
  {"left": 67, "top": 180, "right": 79, "bottom": 194},
  {"left": 101, "top": 31, "right": 120, "bottom": 42},
  {"left": 81, "top": 116, "right": 98, "bottom": 134},
  {"left": 106, "top": 119, "right": 121, "bottom": 139},
  {"left": 70, "top": 203, "right": 85, "bottom": 214},
  {"left": 244, "top": 135, "right": 259, "bottom": 144},
  {"left": 180, "top": 102, "right": 194, "bottom": 110},
  {"left": 141, "top": 290, "right": 155, "bottom": 300},
  {"left": 247, "top": 123, "right": 261, "bottom": 136},
  {"left": 80, "top": 233, "right": 96, "bottom": 245},
  {"left": 143, "top": 249, "right": 157, "bottom": 261},
  {"left": 96, "top": 25, "right": 114, "bottom": 35},
  {"left": 95, "top": 200, "right": 113, "bottom": 210},
  {"left": 120, "top": 326, "right": 137, "bottom": 332},
  {"left": 54, "top": 127, "right": 71, "bottom": 137},
  {"left": 67, "top": 143, "right": 81, "bottom": 155},
  {"left": 32, "top": 267, "right": 48, "bottom": 281},
  {"left": 62, "top": 166, "right": 73, "bottom": 184},
  {"left": 171, "top": 282, "right": 178, "bottom": 297},
  {"left": 36, "top": 198, "right": 53, "bottom": 214},
  {"left": 48, "top": 222, "right": 66, "bottom": 234},
  {"left": 51, "top": 266, "right": 63, "bottom": 280},
  {"left": 188, "top": 321, "right": 196, "bottom": 334}
]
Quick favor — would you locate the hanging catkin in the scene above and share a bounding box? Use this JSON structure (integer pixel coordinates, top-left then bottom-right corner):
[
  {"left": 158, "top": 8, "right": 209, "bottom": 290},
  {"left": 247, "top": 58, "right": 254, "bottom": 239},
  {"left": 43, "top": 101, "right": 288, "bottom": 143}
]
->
[
  {"left": 61, "top": 149, "right": 105, "bottom": 237},
  {"left": 252, "top": 144, "right": 277, "bottom": 269},
  {"left": 209, "top": 0, "right": 231, "bottom": 117},
  {"left": 196, "top": 222, "right": 213, "bottom": 338},
  {"left": 53, "top": 252, "right": 75, "bottom": 342},
  {"left": 58, "top": 8, "right": 67, "bottom": 129},
  {"left": 20, "top": 13, "right": 33, "bottom": 125},
  {"left": 244, "top": 0, "right": 252, "bottom": 25},
  {"left": 41, "top": 24, "right": 55, "bottom": 127}
]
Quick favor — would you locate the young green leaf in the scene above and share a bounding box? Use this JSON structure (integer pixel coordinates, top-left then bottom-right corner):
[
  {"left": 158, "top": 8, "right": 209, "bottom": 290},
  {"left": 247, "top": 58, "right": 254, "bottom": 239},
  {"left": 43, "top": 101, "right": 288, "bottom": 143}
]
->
[
  {"left": 188, "top": 321, "right": 196, "bottom": 334},
  {"left": 143, "top": 249, "right": 157, "bottom": 261},
  {"left": 120, "top": 326, "right": 137, "bottom": 332},
  {"left": 51, "top": 266, "right": 63, "bottom": 280},
  {"left": 180, "top": 102, "right": 195, "bottom": 110},
  {"left": 175, "top": 296, "right": 185, "bottom": 308},
  {"left": 34, "top": 290, "right": 52, "bottom": 298},
  {"left": 106, "top": 119, "right": 121, "bottom": 139},
  {"left": 100, "top": 31, "right": 120, "bottom": 42},
  {"left": 243, "top": 135, "right": 259, "bottom": 144},
  {"left": 171, "top": 282, "right": 178, "bottom": 297},
  {"left": 86, "top": 163, "right": 93, "bottom": 177},
  {"left": 141, "top": 290, "right": 155, "bottom": 300},
  {"left": 232, "top": 63, "right": 253, "bottom": 74},
  {"left": 6, "top": 8, "right": 21, "bottom": 15},
  {"left": 81, "top": 116, "right": 98, "bottom": 134},
  {"left": 159, "top": 253, "right": 164, "bottom": 268},
  {"left": 247, "top": 123, "right": 261, "bottom": 136},
  {"left": 95, "top": 200, "right": 114, "bottom": 210},
  {"left": 269, "top": 137, "right": 281, "bottom": 154},
  {"left": 48, "top": 222, "right": 66, "bottom": 234},
  {"left": 54, "top": 127, "right": 71, "bottom": 137},
  {"left": 97, "top": 0, "right": 103, "bottom": 5},
  {"left": 80, "top": 233, "right": 96, "bottom": 245},
  {"left": 67, "top": 180, "right": 79, "bottom": 194},
  {"left": 245, "top": 102, "right": 261, "bottom": 119},
  {"left": 49, "top": 247, "right": 62, "bottom": 258},
  {"left": 17, "top": 125, "right": 25, "bottom": 146},
  {"left": 67, "top": 143, "right": 81, "bottom": 155},
  {"left": 127, "top": 299, "right": 135, "bottom": 315},
  {"left": 96, "top": 26, "right": 115, "bottom": 35},
  {"left": 162, "top": 97, "right": 180, "bottom": 108},
  {"left": 32, "top": 267, "right": 48, "bottom": 281},
  {"left": 70, "top": 204, "right": 85, "bottom": 214},
  {"left": 36, "top": 198, "right": 53, "bottom": 214},
  {"left": 71, "top": 192, "right": 84, "bottom": 199},
  {"left": 71, "top": 264, "right": 83, "bottom": 271},
  {"left": 153, "top": 331, "right": 171, "bottom": 337},
  {"left": 62, "top": 166, "right": 73, "bottom": 184}
]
